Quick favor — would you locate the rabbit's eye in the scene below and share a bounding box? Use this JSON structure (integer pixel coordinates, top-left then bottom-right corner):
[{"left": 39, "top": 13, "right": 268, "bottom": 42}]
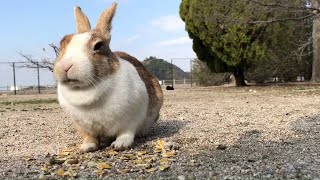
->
[{"left": 93, "top": 42, "right": 104, "bottom": 51}]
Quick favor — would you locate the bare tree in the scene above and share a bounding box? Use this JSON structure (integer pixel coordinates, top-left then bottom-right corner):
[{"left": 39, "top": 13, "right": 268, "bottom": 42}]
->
[{"left": 17, "top": 44, "right": 60, "bottom": 72}]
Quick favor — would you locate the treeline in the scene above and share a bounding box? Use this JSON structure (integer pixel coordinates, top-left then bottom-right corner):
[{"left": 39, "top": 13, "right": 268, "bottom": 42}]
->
[{"left": 142, "top": 56, "right": 190, "bottom": 80}]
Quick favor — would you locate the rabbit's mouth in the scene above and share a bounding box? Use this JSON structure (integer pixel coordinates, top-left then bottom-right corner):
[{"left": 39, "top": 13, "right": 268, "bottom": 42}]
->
[
  {"left": 61, "top": 78, "right": 80, "bottom": 84},
  {"left": 62, "top": 79, "right": 91, "bottom": 89},
  {"left": 66, "top": 79, "right": 80, "bottom": 83}
]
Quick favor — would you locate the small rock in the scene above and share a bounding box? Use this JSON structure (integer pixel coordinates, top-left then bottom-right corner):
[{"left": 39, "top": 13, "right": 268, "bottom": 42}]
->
[
  {"left": 253, "top": 173, "right": 260, "bottom": 177},
  {"left": 178, "top": 175, "right": 186, "bottom": 180},
  {"left": 39, "top": 174, "right": 46, "bottom": 180},
  {"left": 217, "top": 144, "right": 227, "bottom": 150},
  {"left": 49, "top": 158, "right": 55, "bottom": 164},
  {"left": 190, "top": 160, "right": 199, "bottom": 167},
  {"left": 66, "top": 159, "right": 78, "bottom": 165},
  {"left": 267, "top": 169, "right": 274, "bottom": 175},
  {"left": 87, "top": 161, "right": 96, "bottom": 167},
  {"left": 164, "top": 141, "right": 180, "bottom": 150},
  {"left": 265, "top": 174, "right": 272, "bottom": 178},
  {"left": 49, "top": 157, "right": 66, "bottom": 165},
  {"left": 44, "top": 153, "right": 51, "bottom": 158},
  {"left": 233, "top": 144, "right": 240, "bottom": 148}
]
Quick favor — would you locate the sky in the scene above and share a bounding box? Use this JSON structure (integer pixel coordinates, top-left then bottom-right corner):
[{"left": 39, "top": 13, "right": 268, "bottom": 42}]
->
[
  {"left": 0, "top": 0, "right": 196, "bottom": 62},
  {"left": 0, "top": 0, "right": 197, "bottom": 88}
]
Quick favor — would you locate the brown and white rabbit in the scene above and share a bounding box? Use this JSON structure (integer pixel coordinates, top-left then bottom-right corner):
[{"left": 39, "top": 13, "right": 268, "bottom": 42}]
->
[{"left": 53, "top": 2, "right": 163, "bottom": 152}]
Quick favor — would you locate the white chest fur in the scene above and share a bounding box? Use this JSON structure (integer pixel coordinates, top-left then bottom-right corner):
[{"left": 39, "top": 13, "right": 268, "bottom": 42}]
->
[{"left": 57, "top": 59, "right": 149, "bottom": 137}]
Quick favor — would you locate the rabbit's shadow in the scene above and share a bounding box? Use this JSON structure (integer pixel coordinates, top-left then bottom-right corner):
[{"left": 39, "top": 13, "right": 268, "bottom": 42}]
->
[
  {"left": 98, "top": 119, "right": 188, "bottom": 149},
  {"left": 135, "top": 119, "right": 188, "bottom": 144}
]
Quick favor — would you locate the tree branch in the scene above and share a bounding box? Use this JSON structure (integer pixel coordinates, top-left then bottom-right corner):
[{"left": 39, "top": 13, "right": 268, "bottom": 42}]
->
[
  {"left": 48, "top": 44, "right": 60, "bottom": 58},
  {"left": 17, "top": 52, "right": 54, "bottom": 72},
  {"left": 247, "top": 13, "right": 315, "bottom": 24},
  {"left": 247, "top": 0, "right": 320, "bottom": 13}
]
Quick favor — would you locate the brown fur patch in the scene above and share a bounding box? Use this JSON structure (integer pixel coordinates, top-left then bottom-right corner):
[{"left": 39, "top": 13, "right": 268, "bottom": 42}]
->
[
  {"left": 85, "top": 30, "right": 119, "bottom": 79},
  {"left": 59, "top": 34, "right": 74, "bottom": 58},
  {"left": 114, "top": 51, "right": 164, "bottom": 122},
  {"left": 76, "top": 125, "right": 99, "bottom": 151},
  {"left": 53, "top": 34, "right": 74, "bottom": 77}
]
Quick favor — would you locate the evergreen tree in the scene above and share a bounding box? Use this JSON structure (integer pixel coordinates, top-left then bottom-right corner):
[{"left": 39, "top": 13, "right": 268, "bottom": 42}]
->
[{"left": 180, "top": 0, "right": 312, "bottom": 85}]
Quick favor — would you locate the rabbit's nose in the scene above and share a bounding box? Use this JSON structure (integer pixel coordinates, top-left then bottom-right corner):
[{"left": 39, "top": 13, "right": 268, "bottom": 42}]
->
[{"left": 60, "top": 60, "right": 73, "bottom": 72}]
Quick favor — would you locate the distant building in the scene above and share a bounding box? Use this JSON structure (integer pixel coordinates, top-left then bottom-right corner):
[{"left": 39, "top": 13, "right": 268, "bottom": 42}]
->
[{"left": 10, "top": 86, "right": 21, "bottom": 91}]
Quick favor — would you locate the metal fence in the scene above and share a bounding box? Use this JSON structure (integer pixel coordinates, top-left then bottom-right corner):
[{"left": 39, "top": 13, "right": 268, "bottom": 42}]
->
[
  {"left": 0, "top": 62, "right": 56, "bottom": 95},
  {"left": 161, "top": 58, "right": 195, "bottom": 89},
  {"left": 0, "top": 58, "right": 198, "bottom": 95}
]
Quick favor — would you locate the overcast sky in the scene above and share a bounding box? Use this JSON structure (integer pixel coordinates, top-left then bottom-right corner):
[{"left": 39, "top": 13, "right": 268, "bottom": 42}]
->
[{"left": 0, "top": 0, "right": 196, "bottom": 87}]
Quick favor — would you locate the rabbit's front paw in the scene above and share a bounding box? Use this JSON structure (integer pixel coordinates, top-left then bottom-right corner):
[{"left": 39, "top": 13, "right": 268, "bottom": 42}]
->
[
  {"left": 80, "top": 142, "right": 98, "bottom": 152},
  {"left": 111, "top": 133, "right": 134, "bottom": 150},
  {"left": 80, "top": 135, "right": 99, "bottom": 152}
]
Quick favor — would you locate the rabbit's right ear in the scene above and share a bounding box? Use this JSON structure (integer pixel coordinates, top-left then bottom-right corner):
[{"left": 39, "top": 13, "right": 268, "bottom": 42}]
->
[
  {"left": 74, "top": 6, "right": 91, "bottom": 34},
  {"left": 95, "top": 2, "right": 117, "bottom": 37}
]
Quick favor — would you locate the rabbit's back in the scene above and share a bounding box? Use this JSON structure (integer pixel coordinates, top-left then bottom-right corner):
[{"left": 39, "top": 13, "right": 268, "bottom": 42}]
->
[{"left": 114, "top": 52, "right": 164, "bottom": 135}]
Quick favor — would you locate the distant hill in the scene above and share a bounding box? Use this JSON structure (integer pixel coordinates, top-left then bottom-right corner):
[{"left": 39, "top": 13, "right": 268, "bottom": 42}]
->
[{"left": 142, "top": 56, "right": 190, "bottom": 80}]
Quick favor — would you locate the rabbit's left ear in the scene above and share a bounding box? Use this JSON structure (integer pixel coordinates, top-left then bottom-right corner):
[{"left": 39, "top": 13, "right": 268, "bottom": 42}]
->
[
  {"left": 95, "top": 2, "right": 117, "bottom": 36},
  {"left": 74, "top": 6, "right": 91, "bottom": 34}
]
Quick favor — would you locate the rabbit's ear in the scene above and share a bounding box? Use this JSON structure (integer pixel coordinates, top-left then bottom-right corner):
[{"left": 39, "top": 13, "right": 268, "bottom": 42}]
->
[
  {"left": 74, "top": 6, "right": 91, "bottom": 34},
  {"left": 95, "top": 2, "right": 117, "bottom": 36}
]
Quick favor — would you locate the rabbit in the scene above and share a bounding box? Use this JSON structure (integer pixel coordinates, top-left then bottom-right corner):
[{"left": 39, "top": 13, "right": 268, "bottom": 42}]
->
[{"left": 53, "top": 2, "right": 163, "bottom": 152}]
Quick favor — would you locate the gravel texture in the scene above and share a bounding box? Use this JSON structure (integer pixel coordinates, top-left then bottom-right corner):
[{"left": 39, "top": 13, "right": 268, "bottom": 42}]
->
[{"left": 1, "top": 85, "right": 320, "bottom": 179}]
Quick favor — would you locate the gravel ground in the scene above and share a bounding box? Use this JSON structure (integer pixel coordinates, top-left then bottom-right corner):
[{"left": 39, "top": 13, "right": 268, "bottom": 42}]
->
[{"left": 1, "top": 85, "right": 320, "bottom": 179}]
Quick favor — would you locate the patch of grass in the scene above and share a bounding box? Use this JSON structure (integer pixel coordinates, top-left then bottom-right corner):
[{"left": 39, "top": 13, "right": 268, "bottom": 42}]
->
[
  {"left": 294, "top": 87, "right": 307, "bottom": 90},
  {"left": 293, "top": 86, "right": 308, "bottom": 91},
  {"left": 0, "top": 99, "right": 58, "bottom": 105}
]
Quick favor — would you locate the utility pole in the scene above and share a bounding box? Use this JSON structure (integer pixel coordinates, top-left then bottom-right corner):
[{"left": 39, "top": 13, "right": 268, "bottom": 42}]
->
[
  {"left": 37, "top": 62, "right": 41, "bottom": 94},
  {"left": 171, "top": 59, "right": 174, "bottom": 88},
  {"left": 12, "top": 62, "right": 16, "bottom": 95}
]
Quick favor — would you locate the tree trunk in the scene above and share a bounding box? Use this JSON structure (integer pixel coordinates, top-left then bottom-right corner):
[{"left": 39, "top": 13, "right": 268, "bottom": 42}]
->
[
  {"left": 311, "top": 7, "right": 320, "bottom": 82},
  {"left": 233, "top": 68, "right": 246, "bottom": 86}
]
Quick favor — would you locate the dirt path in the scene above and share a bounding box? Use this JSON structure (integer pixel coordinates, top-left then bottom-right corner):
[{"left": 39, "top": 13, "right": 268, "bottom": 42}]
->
[{"left": 1, "top": 85, "right": 320, "bottom": 179}]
